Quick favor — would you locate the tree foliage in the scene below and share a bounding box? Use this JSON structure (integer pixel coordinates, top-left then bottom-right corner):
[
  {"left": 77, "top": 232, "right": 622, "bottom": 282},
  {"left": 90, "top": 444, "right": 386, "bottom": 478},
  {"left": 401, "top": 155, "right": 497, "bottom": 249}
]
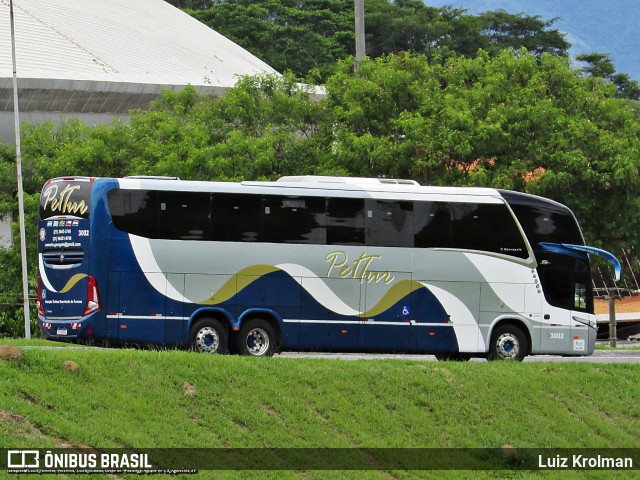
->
[
  {"left": 577, "top": 52, "right": 640, "bottom": 100},
  {"left": 188, "top": 0, "right": 354, "bottom": 81},
  {"left": 184, "top": 0, "right": 570, "bottom": 80}
]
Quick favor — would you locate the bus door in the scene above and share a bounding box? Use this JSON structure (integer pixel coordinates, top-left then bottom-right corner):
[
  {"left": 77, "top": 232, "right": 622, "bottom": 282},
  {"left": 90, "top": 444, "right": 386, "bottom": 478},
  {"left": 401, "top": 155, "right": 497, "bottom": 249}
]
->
[
  {"left": 360, "top": 272, "right": 413, "bottom": 352},
  {"left": 538, "top": 243, "right": 620, "bottom": 354},
  {"left": 359, "top": 200, "right": 415, "bottom": 352},
  {"left": 536, "top": 253, "right": 588, "bottom": 354}
]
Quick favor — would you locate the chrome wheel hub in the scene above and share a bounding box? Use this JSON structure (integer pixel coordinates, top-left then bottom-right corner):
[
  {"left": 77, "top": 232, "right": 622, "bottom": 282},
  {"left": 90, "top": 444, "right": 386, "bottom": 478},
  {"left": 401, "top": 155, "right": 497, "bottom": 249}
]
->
[
  {"left": 246, "top": 328, "right": 270, "bottom": 356},
  {"left": 195, "top": 327, "right": 220, "bottom": 353},
  {"left": 496, "top": 333, "right": 520, "bottom": 360}
]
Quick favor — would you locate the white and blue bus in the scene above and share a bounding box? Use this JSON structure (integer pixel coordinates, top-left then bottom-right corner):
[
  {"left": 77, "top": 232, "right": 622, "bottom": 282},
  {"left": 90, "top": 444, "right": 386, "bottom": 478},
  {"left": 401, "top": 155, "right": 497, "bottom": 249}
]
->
[{"left": 37, "top": 175, "right": 620, "bottom": 360}]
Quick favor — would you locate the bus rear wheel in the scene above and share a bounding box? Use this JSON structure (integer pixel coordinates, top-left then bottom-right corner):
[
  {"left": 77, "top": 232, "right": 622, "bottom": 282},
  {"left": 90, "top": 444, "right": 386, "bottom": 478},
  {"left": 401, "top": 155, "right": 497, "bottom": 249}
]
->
[
  {"left": 487, "top": 324, "right": 527, "bottom": 361},
  {"left": 237, "top": 319, "right": 277, "bottom": 357},
  {"left": 191, "top": 318, "right": 228, "bottom": 354}
]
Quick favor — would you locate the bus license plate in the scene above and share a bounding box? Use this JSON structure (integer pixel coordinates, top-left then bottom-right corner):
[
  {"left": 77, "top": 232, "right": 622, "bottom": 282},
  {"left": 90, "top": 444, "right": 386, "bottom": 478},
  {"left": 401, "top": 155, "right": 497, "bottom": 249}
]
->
[{"left": 56, "top": 328, "right": 68, "bottom": 336}]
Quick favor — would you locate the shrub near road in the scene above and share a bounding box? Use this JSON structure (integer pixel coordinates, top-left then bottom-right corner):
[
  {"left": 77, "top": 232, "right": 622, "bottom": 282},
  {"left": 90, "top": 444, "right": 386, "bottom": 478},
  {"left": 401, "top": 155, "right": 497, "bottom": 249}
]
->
[{"left": 1, "top": 345, "right": 640, "bottom": 478}]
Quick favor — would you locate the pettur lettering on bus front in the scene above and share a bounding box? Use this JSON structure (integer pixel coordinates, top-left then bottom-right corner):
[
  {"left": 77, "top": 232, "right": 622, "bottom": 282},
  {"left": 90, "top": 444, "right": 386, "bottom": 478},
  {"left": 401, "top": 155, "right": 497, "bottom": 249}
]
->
[
  {"left": 41, "top": 184, "right": 89, "bottom": 216},
  {"left": 325, "top": 250, "right": 395, "bottom": 284}
]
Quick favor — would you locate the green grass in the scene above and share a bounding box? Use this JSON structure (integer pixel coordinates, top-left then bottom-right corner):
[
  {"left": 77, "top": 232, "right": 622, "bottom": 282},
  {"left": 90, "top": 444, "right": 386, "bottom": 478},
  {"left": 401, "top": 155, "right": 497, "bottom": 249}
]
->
[
  {"left": 0, "top": 338, "right": 78, "bottom": 347},
  {"left": 1, "top": 341, "right": 639, "bottom": 479},
  {"left": 596, "top": 343, "right": 640, "bottom": 350}
]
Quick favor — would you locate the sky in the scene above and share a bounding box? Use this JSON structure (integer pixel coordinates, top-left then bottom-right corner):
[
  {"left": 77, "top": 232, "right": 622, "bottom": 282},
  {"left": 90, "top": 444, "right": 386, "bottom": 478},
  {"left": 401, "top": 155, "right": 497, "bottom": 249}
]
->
[{"left": 425, "top": 0, "right": 639, "bottom": 80}]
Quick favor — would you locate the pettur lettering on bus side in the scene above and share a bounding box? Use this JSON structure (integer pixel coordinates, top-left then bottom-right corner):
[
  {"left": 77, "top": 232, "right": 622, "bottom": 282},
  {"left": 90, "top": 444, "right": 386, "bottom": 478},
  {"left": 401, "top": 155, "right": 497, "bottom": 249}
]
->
[
  {"left": 325, "top": 250, "right": 395, "bottom": 284},
  {"left": 42, "top": 184, "right": 88, "bottom": 216}
]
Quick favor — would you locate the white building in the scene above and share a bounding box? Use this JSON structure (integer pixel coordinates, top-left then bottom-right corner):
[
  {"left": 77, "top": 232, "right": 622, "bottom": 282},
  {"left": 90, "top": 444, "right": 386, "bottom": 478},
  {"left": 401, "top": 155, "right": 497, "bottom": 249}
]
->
[{"left": 0, "top": 0, "right": 278, "bottom": 144}]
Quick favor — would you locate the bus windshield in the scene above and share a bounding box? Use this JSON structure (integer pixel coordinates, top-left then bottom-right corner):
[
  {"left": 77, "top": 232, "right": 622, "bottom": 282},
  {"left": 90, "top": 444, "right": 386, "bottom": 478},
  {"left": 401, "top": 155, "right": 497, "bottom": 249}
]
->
[{"left": 501, "top": 191, "right": 593, "bottom": 314}]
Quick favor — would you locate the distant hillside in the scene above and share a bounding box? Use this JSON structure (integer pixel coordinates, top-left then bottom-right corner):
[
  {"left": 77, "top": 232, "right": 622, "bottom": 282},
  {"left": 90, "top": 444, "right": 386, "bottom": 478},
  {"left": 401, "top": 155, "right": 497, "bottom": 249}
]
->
[{"left": 428, "top": 0, "right": 640, "bottom": 79}]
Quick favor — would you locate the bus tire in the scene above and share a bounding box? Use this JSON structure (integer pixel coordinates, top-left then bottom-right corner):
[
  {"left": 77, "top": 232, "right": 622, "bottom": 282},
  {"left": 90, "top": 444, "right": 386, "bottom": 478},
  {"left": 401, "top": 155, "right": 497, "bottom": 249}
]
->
[
  {"left": 191, "top": 317, "right": 228, "bottom": 354},
  {"left": 487, "top": 324, "right": 527, "bottom": 361},
  {"left": 237, "top": 319, "right": 277, "bottom": 357}
]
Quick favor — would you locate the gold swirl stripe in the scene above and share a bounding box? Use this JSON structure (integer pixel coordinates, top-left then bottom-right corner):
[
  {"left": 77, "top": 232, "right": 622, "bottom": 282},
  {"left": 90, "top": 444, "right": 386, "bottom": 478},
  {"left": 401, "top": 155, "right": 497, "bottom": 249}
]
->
[
  {"left": 199, "top": 264, "right": 427, "bottom": 318},
  {"left": 58, "top": 273, "right": 88, "bottom": 294},
  {"left": 199, "top": 264, "right": 280, "bottom": 305}
]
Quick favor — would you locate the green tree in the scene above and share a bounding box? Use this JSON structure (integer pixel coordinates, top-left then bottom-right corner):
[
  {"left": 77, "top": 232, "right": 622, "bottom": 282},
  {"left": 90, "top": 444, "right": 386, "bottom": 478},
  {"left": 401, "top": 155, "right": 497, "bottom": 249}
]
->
[
  {"left": 577, "top": 52, "right": 640, "bottom": 100},
  {"left": 186, "top": 1, "right": 571, "bottom": 80},
  {"left": 189, "top": 0, "right": 353, "bottom": 81},
  {"left": 165, "top": 0, "right": 213, "bottom": 8},
  {"left": 366, "top": 5, "right": 569, "bottom": 59},
  {"left": 474, "top": 10, "right": 569, "bottom": 57},
  {"left": 123, "top": 76, "right": 326, "bottom": 180}
]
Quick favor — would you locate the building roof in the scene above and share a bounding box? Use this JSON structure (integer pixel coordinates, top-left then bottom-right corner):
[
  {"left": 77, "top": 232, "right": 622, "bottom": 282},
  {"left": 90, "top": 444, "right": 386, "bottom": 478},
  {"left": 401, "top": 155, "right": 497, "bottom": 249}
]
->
[
  {"left": 0, "top": 0, "right": 276, "bottom": 87},
  {"left": 0, "top": 0, "right": 277, "bottom": 121}
]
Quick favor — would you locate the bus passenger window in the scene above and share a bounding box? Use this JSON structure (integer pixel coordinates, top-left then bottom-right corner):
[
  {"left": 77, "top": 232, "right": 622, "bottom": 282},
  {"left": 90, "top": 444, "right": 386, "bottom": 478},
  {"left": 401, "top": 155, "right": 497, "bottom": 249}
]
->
[
  {"left": 263, "top": 196, "right": 326, "bottom": 244},
  {"left": 108, "top": 189, "right": 159, "bottom": 238},
  {"left": 366, "top": 200, "right": 413, "bottom": 247},
  {"left": 414, "top": 202, "right": 451, "bottom": 248},
  {"left": 326, "top": 198, "right": 365, "bottom": 246},
  {"left": 212, "top": 193, "right": 262, "bottom": 242},
  {"left": 158, "top": 192, "right": 211, "bottom": 240}
]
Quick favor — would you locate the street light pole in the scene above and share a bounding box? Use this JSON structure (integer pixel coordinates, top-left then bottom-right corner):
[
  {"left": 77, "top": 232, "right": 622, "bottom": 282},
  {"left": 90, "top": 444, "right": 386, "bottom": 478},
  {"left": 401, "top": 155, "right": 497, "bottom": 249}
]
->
[
  {"left": 355, "top": 0, "right": 365, "bottom": 70},
  {"left": 9, "top": 0, "right": 32, "bottom": 338}
]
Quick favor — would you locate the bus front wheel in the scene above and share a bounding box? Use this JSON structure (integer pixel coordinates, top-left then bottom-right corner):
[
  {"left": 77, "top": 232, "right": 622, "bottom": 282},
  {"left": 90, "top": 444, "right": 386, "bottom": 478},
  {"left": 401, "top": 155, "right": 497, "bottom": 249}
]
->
[
  {"left": 487, "top": 324, "right": 528, "bottom": 361},
  {"left": 237, "top": 319, "right": 277, "bottom": 357},
  {"left": 191, "top": 318, "right": 228, "bottom": 354}
]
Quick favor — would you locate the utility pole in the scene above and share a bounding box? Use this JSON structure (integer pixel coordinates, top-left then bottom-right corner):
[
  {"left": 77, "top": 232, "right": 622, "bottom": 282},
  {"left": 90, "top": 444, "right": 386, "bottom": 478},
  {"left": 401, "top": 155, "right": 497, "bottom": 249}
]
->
[
  {"left": 355, "top": 0, "right": 365, "bottom": 70},
  {"left": 10, "top": 0, "right": 32, "bottom": 338},
  {"left": 608, "top": 295, "right": 617, "bottom": 348}
]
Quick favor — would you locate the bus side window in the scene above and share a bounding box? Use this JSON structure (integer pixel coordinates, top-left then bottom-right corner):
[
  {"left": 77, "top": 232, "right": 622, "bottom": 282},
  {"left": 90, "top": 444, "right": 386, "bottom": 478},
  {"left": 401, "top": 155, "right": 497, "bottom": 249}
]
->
[
  {"left": 108, "top": 189, "right": 159, "bottom": 238},
  {"left": 450, "top": 203, "right": 528, "bottom": 258},
  {"left": 366, "top": 200, "right": 413, "bottom": 247},
  {"left": 326, "top": 198, "right": 365, "bottom": 246},
  {"left": 212, "top": 193, "right": 262, "bottom": 242},
  {"left": 414, "top": 202, "right": 451, "bottom": 248},
  {"left": 158, "top": 191, "right": 211, "bottom": 240},
  {"left": 263, "top": 196, "right": 326, "bottom": 244}
]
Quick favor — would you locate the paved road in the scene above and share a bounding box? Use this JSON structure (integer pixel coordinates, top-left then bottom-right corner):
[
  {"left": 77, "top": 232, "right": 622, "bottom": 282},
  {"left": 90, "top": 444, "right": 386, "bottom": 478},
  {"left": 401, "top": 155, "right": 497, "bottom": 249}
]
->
[
  {"left": 278, "top": 349, "right": 640, "bottom": 363},
  {"left": 15, "top": 343, "right": 640, "bottom": 363}
]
